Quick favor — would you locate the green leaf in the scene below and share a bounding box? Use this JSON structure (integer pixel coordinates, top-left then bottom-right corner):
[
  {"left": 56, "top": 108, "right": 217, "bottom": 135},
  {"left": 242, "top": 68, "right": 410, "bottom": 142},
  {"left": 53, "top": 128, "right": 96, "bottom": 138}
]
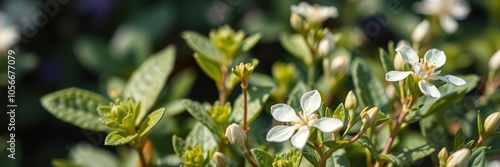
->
[
  {"left": 279, "top": 33, "right": 312, "bottom": 64},
  {"left": 182, "top": 31, "right": 223, "bottom": 63},
  {"left": 333, "top": 103, "right": 346, "bottom": 123},
  {"left": 194, "top": 53, "right": 222, "bottom": 83},
  {"left": 123, "top": 45, "right": 176, "bottom": 124},
  {"left": 68, "top": 143, "right": 120, "bottom": 167},
  {"left": 379, "top": 154, "right": 403, "bottom": 167},
  {"left": 287, "top": 81, "right": 308, "bottom": 110},
  {"left": 454, "top": 129, "right": 465, "bottom": 150},
  {"left": 394, "top": 144, "right": 435, "bottom": 165},
  {"left": 138, "top": 108, "right": 165, "bottom": 137},
  {"left": 324, "top": 140, "right": 352, "bottom": 150},
  {"left": 185, "top": 123, "right": 219, "bottom": 152},
  {"left": 161, "top": 68, "right": 196, "bottom": 102},
  {"left": 406, "top": 75, "right": 479, "bottom": 123},
  {"left": 357, "top": 135, "right": 379, "bottom": 159},
  {"left": 477, "top": 111, "right": 484, "bottom": 138},
  {"left": 251, "top": 149, "right": 274, "bottom": 167},
  {"left": 182, "top": 100, "right": 221, "bottom": 136},
  {"left": 74, "top": 36, "right": 124, "bottom": 76},
  {"left": 40, "top": 88, "right": 111, "bottom": 132},
  {"left": 351, "top": 59, "right": 389, "bottom": 113},
  {"left": 327, "top": 149, "right": 350, "bottom": 167},
  {"left": 378, "top": 48, "right": 395, "bottom": 73},
  {"left": 230, "top": 85, "right": 273, "bottom": 125},
  {"left": 470, "top": 147, "right": 487, "bottom": 167},
  {"left": 172, "top": 135, "right": 186, "bottom": 159},
  {"left": 240, "top": 33, "right": 262, "bottom": 53},
  {"left": 303, "top": 145, "right": 319, "bottom": 166},
  {"left": 104, "top": 130, "right": 138, "bottom": 146}
]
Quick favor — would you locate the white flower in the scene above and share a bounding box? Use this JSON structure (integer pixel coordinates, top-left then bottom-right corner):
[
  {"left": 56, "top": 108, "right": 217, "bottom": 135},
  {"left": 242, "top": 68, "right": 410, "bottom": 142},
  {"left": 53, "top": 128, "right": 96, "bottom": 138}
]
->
[
  {"left": 413, "top": 0, "right": 470, "bottom": 33},
  {"left": 266, "top": 90, "right": 343, "bottom": 149},
  {"left": 318, "top": 32, "right": 335, "bottom": 57},
  {"left": 489, "top": 50, "right": 500, "bottom": 71},
  {"left": 290, "top": 2, "right": 338, "bottom": 24},
  {"left": 385, "top": 45, "right": 466, "bottom": 98}
]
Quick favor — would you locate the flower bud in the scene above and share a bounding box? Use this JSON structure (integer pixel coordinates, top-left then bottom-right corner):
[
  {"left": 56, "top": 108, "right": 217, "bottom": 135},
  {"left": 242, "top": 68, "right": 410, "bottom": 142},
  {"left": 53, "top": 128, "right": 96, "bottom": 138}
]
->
[
  {"left": 232, "top": 63, "right": 256, "bottom": 79},
  {"left": 394, "top": 41, "right": 410, "bottom": 71},
  {"left": 182, "top": 145, "right": 204, "bottom": 167},
  {"left": 290, "top": 12, "right": 303, "bottom": 32},
  {"left": 438, "top": 147, "right": 448, "bottom": 166},
  {"left": 318, "top": 32, "right": 335, "bottom": 57},
  {"left": 446, "top": 148, "right": 470, "bottom": 167},
  {"left": 483, "top": 112, "right": 500, "bottom": 138},
  {"left": 361, "top": 107, "right": 379, "bottom": 127},
  {"left": 331, "top": 55, "right": 348, "bottom": 75},
  {"left": 272, "top": 157, "right": 292, "bottom": 167},
  {"left": 489, "top": 50, "right": 500, "bottom": 72},
  {"left": 212, "top": 151, "right": 228, "bottom": 167},
  {"left": 411, "top": 20, "right": 429, "bottom": 44},
  {"left": 209, "top": 103, "right": 231, "bottom": 125},
  {"left": 225, "top": 123, "right": 246, "bottom": 146},
  {"left": 345, "top": 91, "right": 357, "bottom": 110}
]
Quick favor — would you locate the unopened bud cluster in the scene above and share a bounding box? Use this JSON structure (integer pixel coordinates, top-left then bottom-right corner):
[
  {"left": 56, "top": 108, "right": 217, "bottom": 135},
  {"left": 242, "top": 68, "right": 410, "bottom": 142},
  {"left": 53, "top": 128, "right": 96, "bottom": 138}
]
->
[
  {"left": 97, "top": 98, "right": 139, "bottom": 133},
  {"left": 182, "top": 145, "right": 205, "bottom": 167},
  {"left": 361, "top": 107, "right": 379, "bottom": 127},
  {"left": 232, "top": 63, "right": 255, "bottom": 80},
  {"left": 209, "top": 102, "right": 231, "bottom": 126},
  {"left": 210, "top": 25, "right": 245, "bottom": 60}
]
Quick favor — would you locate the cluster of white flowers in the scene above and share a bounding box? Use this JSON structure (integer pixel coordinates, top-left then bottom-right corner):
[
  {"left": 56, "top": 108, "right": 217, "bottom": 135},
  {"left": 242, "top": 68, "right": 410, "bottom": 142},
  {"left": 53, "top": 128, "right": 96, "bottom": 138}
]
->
[{"left": 414, "top": 0, "right": 470, "bottom": 33}]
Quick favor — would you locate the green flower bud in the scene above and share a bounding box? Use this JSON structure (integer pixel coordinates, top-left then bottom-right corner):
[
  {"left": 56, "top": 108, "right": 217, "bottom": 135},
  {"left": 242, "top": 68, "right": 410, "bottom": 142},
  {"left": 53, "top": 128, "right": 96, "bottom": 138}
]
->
[
  {"left": 438, "top": 147, "right": 448, "bottom": 167},
  {"left": 182, "top": 145, "right": 204, "bottom": 167},
  {"left": 483, "top": 112, "right": 500, "bottom": 138},
  {"left": 446, "top": 148, "right": 470, "bottom": 167},
  {"left": 361, "top": 107, "right": 379, "bottom": 127},
  {"left": 272, "top": 62, "right": 298, "bottom": 87},
  {"left": 232, "top": 63, "right": 255, "bottom": 79},
  {"left": 210, "top": 25, "right": 245, "bottom": 60},
  {"left": 212, "top": 151, "right": 227, "bottom": 167},
  {"left": 272, "top": 157, "right": 292, "bottom": 167},
  {"left": 209, "top": 103, "right": 231, "bottom": 126},
  {"left": 345, "top": 91, "right": 357, "bottom": 110},
  {"left": 225, "top": 123, "right": 246, "bottom": 146}
]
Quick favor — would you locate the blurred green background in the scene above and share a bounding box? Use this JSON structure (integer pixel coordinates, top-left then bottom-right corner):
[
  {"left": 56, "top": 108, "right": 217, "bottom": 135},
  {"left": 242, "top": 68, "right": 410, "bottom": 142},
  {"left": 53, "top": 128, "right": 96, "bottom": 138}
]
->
[{"left": 0, "top": 0, "right": 499, "bottom": 166}]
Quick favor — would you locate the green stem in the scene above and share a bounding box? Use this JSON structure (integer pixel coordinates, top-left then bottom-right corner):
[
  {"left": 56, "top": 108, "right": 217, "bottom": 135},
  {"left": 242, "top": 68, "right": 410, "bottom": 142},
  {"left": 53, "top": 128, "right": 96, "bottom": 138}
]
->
[
  {"left": 307, "top": 64, "right": 315, "bottom": 86},
  {"left": 242, "top": 79, "right": 249, "bottom": 133},
  {"left": 219, "top": 66, "right": 228, "bottom": 104},
  {"left": 243, "top": 141, "right": 258, "bottom": 167}
]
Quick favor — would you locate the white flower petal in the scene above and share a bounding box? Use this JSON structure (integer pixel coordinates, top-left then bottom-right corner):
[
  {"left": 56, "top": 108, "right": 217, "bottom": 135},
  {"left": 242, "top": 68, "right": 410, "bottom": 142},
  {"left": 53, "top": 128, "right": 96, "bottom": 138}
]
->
[
  {"left": 413, "top": 64, "right": 428, "bottom": 78},
  {"left": 413, "top": 2, "right": 436, "bottom": 15},
  {"left": 451, "top": 2, "right": 470, "bottom": 19},
  {"left": 440, "top": 15, "right": 458, "bottom": 34},
  {"left": 300, "top": 90, "right": 321, "bottom": 115},
  {"left": 489, "top": 50, "right": 500, "bottom": 71},
  {"left": 424, "top": 49, "right": 446, "bottom": 68},
  {"left": 412, "top": 19, "right": 430, "bottom": 43},
  {"left": 314, "top": 118, "right": 343, "bottom": 133},
  {"left": 443, "top": 75, "right": 466, "bottom": 86},
  {"left": 385, "top": 71, "right": 413, "bottom": 82},
  {"left": 419, "top": 80, "right": 441, "bottom": 98},
  {"left": 266, "top": 125, "right": 298, "bottom": 142},
  {"left": 290, "top": 126, "right": 310, "bottom": 149},
  {"left": 396, "top": 45, "right": 419, "bottom": 65},
  {"left": 271, "top": 104, "right": 301, "bottom": 122}
]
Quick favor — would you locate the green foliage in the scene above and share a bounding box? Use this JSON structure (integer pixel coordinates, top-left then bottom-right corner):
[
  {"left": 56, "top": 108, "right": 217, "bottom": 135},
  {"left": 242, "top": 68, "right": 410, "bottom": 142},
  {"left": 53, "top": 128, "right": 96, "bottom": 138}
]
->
[
  {"left": 123, "top": 45, "right": 176, "bottom": 124},
  {"left": 470, "top": 147, "right": 487, "bottom": 167},
  {"left": 251, "top": 149, "right": 274, "bottom": 167},
  {"left": 230, "top": 85, "right": 273, "bottom": 124},
  {"left": 279, "top": 33, "right": 312, "bottom": 65},
  {"left": 324, "top": 140, "right": 351, "bottom": 150},
  {"left": 181, "top": 100, "right": 223, "bottom": 136},
  {"left": 105, "top": 130, "right": 138, "bottom": 146},
  {"left": 351, "top": 58, "right": 389, "bottom": 114},
  {"left": 41, "top": 88, "right": 111, "bottom": 132},
  {"left": 182, "top": 31, "right": 224, "bottom": 63},
  {"left": 137, "top": 108, "right": 165, "bottom": 137}
]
